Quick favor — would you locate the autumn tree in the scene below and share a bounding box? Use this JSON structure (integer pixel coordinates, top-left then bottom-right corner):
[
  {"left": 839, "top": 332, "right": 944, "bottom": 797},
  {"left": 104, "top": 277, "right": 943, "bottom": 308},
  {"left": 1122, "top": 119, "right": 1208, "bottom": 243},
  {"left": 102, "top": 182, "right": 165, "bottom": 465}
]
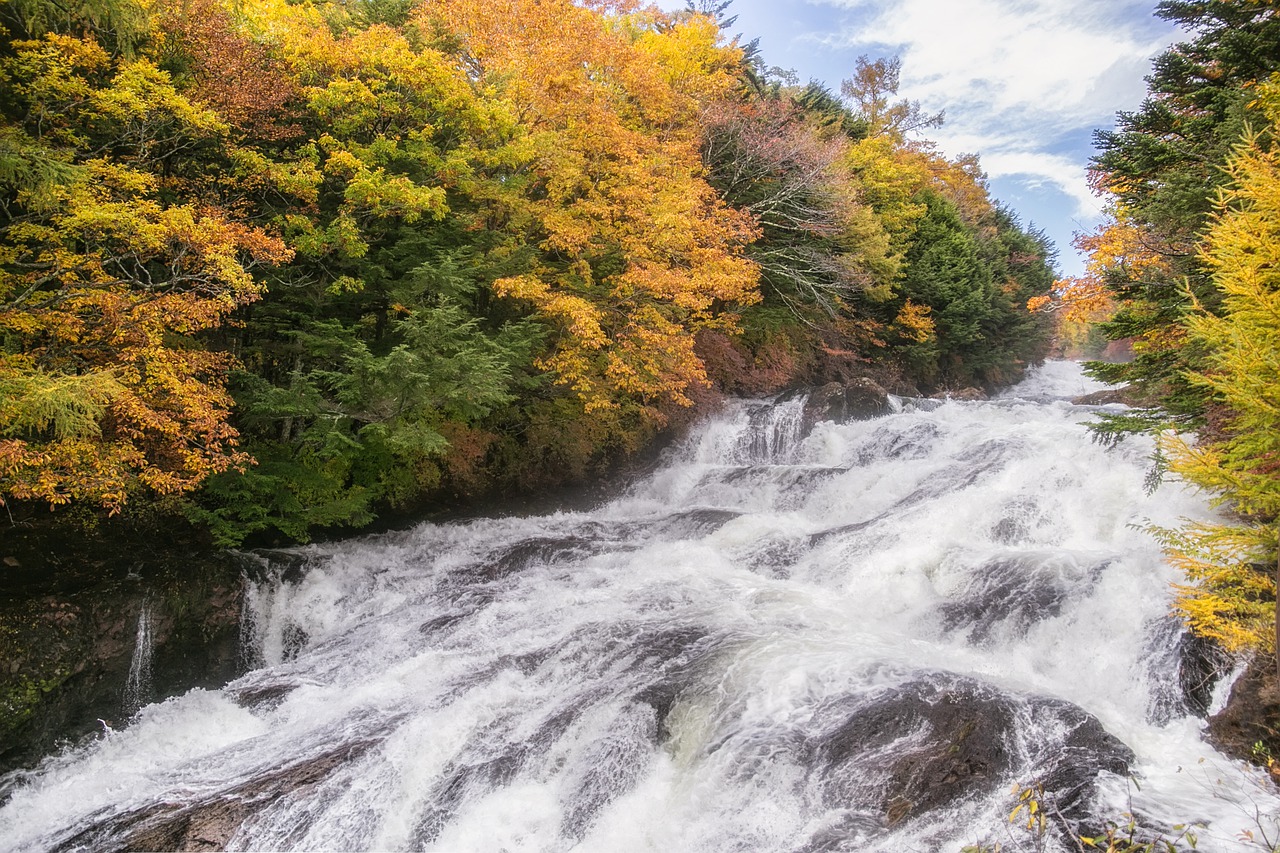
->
[
  {"left": 699, "top": 94, "right": 896, "bottom": 319},
  {"left": 0, "top": 10, "right": 291, "bottom": 514},
  {"left": 176, "top": 0, "right": 768, "bottom": 543},
  {"left": 841, "top": 55, "right": 943, "bottom": 143},
  {"left": 1158, "top": 94, "right": 1280, "bottom": 669},
  {"left": 415, "top": 0, "right": 760, "bottom": 415},
  {"left": 0, "top": 0, "right": 1059, "bottom": 542},
  {"left": 1082, "top": 0, "right": 1280, "bottom": 435},
  {"left": 173, "top": 0, "right": 543, "bottom": 542}
]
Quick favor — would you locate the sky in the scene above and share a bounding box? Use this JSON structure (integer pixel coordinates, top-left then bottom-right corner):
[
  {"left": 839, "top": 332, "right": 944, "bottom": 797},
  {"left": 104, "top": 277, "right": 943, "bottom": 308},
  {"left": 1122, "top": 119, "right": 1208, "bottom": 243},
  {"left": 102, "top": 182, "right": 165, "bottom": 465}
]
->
[{"left": 652, "top": 0, "right": 1183, "bottom": 278}]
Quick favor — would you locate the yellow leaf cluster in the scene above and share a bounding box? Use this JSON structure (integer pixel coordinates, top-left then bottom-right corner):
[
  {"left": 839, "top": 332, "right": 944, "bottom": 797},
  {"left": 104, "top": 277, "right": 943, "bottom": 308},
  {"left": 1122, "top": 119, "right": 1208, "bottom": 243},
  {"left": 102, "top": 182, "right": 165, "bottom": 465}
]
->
[
  {"left": 423, "top": 0, "right": 761, "bottom": 417},
  {"left": 1161, "top": 86, "right": 1280, "bottom": 654},
  {"left": 893, "top": 299, "right": 936, "bottom": 344},
  {"left": 0, "top": 30, "right": 290, "bottom": 512}
]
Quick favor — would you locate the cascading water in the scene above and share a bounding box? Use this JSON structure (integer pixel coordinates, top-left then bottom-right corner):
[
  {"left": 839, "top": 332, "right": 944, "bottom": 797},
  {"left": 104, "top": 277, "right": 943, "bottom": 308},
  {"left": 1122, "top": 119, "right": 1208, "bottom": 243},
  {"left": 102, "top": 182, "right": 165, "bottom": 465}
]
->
[
  {"left": 2, "top": 361, "right": 1278, "bottom": 852},
  {"left": 121, "top": 600, "right": 154, "bottom": 718}
]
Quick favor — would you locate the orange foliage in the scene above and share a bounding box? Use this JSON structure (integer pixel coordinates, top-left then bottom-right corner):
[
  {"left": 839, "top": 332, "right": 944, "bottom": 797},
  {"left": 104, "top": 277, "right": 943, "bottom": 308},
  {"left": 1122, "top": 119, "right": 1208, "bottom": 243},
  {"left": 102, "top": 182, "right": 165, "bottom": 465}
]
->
[
  {"left": 158, "top": 0, "right": 300, "bottom": 142},
  {"left": 418, "top": 0, "right": 760, "bottom": 416},
  {"left": 0, "top": 33, "right": 293, "bottom": 512},
  {"left": 1029, "top": 209, "right": 1168, "bottom": 323}
]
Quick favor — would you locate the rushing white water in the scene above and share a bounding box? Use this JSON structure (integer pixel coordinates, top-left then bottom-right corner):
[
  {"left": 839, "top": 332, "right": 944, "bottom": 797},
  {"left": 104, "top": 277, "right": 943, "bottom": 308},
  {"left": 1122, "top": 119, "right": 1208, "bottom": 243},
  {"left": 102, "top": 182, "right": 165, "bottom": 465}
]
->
[
  {"left": 122, "top": 600, "right": 154, "bottom": 717},
  {"left": 3, "top": 361, "right": 1278, "bottom": 852}
]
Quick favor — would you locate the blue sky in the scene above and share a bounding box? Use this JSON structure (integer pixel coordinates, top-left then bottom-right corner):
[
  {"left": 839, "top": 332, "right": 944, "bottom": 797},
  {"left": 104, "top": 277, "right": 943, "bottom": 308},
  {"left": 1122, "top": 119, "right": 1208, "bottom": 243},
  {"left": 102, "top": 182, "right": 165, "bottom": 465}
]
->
[{"left": 653, "top": 0, "right": 1181, "bottom": 278}]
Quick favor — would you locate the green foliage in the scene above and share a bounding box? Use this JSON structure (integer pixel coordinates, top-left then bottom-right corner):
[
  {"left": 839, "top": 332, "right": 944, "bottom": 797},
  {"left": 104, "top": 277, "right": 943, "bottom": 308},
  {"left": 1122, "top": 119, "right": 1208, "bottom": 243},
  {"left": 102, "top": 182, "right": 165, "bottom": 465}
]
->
[
  {"left": 187, "top": 299, "right": 540, "bottom": 543},
  {"left": 895, "top": 193, "right": 1053, "bottom": 389},
  {"left": 1085, "top": 0, "right": 1280, "bottom": 425},
  {"left": 0, "top": 0, "right": 151, "bottom": 55},
  {"left": 0, "top": 369, "right": 124, "bottom": 440}
]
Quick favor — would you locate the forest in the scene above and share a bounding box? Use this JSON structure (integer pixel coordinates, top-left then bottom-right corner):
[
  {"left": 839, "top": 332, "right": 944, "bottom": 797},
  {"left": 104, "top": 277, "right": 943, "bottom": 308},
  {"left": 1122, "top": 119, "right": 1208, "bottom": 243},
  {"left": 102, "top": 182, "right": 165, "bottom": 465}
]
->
[{"left": 0, "top": 0, "right": 1058, "bottom": 547}]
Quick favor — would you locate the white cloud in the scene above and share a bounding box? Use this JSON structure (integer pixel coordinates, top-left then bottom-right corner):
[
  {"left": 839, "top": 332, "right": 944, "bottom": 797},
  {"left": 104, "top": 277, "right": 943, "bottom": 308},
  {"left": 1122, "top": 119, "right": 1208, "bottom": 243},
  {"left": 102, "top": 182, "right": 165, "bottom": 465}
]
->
[
  {"left": 980, "top": 151, "right": 1101, "bottom": 220},
  {"left": 792, "top": 0, "right": 1177, "bottom": 272},
  {"left": 822, "top": 1, "right": 1162, "bottom": 109},
  {"left": 810, "top": 0, "right": 1174, "bottom": 157},
  {"left": 650, "top": 0, "right": 1176, "bottom": 275}
]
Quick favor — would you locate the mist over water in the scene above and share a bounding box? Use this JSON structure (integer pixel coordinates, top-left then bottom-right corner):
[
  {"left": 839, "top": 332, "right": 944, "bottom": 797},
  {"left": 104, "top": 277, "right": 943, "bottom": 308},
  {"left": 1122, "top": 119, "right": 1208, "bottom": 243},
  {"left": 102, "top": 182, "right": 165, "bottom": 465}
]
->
[{"left": 3, "top": 361, "right": 1278, "bottom": 852}]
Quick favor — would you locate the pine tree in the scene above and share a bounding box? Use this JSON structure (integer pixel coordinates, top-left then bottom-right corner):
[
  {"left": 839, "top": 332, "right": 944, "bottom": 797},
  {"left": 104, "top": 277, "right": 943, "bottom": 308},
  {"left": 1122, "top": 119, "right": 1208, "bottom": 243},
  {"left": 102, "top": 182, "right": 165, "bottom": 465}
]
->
[{"left": 1161, "top": 105, "right": 1280, "bottom": 673}]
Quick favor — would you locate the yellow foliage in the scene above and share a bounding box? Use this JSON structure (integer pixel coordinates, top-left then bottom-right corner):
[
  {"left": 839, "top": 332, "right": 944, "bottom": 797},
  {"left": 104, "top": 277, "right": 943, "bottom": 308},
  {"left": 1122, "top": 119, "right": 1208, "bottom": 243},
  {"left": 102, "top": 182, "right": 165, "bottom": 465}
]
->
[
  {"left": 843, "top": 135, "right": 930, "bottom": 248},
  {"left": 893, "top": 299, "right": 936, "bottom": 344},
  {"left": 1156, "top": 506, "right": 1276, "bottom": 653},
  {"left": 418, "top": 0, "right": 760, "bottom": 416},
  {"left": 1160, "top": 88, "right": 1280, "bottom": 655},
  {"left": 0, "top": 30, "right": 292, "bottom": 512}
]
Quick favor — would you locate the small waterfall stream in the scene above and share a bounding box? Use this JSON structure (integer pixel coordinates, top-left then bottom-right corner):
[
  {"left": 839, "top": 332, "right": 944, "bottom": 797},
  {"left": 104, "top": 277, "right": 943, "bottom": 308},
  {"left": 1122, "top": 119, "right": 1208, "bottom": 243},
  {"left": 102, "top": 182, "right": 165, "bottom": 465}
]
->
[
  {"left": 1, "top": 361, "right": 1277, "bottom": 852},
  {"left": 121, "top": 601, "right": 154, "bottom": 718}
]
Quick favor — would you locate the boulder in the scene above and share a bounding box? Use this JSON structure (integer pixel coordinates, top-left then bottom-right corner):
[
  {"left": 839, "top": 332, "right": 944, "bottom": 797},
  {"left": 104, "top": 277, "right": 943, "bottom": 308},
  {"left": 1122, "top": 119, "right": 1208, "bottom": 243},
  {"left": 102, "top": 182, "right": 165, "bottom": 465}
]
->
[
  {"left": 1207, "top": 658, "right": 1280, "bottom": 778},
  {"left": 52, "top": 740, "right": 380, "bottom": 852},
  {"left": 803, "top": 378, "right": 892, "bottom": 430},
  {"left": 805, "top": 675, "right": 1132, "bottom": 841},
  {"left": 931, "top": 387, "right": 988, "bottom": 402}
]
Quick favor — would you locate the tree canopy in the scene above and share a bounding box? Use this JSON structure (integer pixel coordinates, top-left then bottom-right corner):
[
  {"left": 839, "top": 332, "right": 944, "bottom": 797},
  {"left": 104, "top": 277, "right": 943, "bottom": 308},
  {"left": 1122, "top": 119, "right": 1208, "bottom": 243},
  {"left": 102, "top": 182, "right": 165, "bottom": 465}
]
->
[{"left": 0, "top": 0, "right": 1057, "bottom": 544}]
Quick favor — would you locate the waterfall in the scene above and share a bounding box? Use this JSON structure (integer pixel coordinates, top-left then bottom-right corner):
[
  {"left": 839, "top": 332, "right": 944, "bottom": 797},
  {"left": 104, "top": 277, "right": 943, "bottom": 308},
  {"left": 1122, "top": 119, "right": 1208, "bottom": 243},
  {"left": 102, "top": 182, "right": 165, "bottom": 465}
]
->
[
  {"left": 121, "top": 600, "right": 153, "bottom": 718},
  {"left": 2, "top": 361, "right": 1277, "bottom": 853}
]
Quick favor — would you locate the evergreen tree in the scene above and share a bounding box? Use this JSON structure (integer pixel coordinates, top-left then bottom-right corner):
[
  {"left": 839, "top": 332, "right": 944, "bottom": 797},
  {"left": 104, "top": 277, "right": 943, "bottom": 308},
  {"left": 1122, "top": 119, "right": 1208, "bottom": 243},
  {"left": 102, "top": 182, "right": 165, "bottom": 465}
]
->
[
  {"left": 1085, "top": 0, "right": 1280, "bottom": 437},
  {"left": 1159, "top": 107, "right": 1280, "bottom": 670}
]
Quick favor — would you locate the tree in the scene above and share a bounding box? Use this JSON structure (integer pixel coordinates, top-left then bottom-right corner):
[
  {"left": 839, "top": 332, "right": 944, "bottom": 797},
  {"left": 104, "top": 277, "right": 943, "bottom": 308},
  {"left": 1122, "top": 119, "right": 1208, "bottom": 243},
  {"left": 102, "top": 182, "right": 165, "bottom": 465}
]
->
[
  {"left": 174, "top": 1, "right": 540, "bottom": 542},
  {"left": 1084, "top": 0, "right": 1280, "bottom": 433},
  {"left": 415, "top": 0, "right": 760, "bottom": 416},
  {"left": 699, "top": 94, "right": 896, "bottom": 320},
  {"left": 1159, "top": 106, "right": 1280, "bottom": 672},
  {"left": 841, "top": 55, "right": 943, "bottom": 142},
  {"left": 0, "top": 25, "right": 290, "bottom": 514}
]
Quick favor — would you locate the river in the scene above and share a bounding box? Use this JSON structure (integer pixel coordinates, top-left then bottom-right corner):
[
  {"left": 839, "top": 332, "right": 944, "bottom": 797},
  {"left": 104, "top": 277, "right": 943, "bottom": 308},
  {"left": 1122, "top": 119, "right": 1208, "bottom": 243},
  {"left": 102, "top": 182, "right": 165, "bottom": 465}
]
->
[{"left": 2, "top": 361, "right": 1277, "bottom": 852}]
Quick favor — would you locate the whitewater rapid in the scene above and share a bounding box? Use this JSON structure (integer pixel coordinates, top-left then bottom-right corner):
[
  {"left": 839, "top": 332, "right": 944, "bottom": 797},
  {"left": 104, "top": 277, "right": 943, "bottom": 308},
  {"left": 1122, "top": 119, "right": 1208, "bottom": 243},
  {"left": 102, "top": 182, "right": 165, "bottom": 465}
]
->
[{"left": 2, "top": 361, "right": 1277, "bottom": 852}]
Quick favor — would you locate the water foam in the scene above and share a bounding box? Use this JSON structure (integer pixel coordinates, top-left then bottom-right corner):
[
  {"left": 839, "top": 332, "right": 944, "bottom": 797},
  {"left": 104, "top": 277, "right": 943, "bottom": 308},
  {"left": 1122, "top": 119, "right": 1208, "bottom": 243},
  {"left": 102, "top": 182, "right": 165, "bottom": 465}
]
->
[{"left": 2, "top": 362, "right": 1275, "bottom": 852}]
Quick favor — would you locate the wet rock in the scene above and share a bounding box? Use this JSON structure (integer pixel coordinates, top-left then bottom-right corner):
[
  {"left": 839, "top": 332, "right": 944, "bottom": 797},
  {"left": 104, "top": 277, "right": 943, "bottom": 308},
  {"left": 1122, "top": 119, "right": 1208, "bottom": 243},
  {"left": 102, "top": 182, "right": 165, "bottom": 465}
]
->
[
  {"left": 483, "top": 535, "right": 607, "bottom": 579},
  {"left": 413, "top": 749, "right": 531, "bottom": 845},
  {"left": 1179, "top": 633, "right": 1233, "bottom": 716},
  {"left": 932, "top": 387, "right": 988, "bottom": 402},
  {"left": 477, "top": 514, "right": 740, "bottom": 579},
  {"left": 237, "top": 549, "right": 315, "bottom": 584},
  {"left": 418, "top": 610, "right": 472, "bottom": 638},
  {"left": 804, "top": 379, "right": 892, "bottom": 430},
  {"left": 559, "top": 702, "right": 658, "bottom": 841},
  {"left": 813, "top": 681, "right": 1014, "bottom": 821},
  {"left": 645, "top": 507, "right": 742, "bottom": 538},
  {"left": 1208, "top": 658, "right": 1280, "bottom": 774},
  {"left": 887, "top": 379, "right": 923, "bottom": 398},
  {"left": 51, "top": 740, "right": 378, "bottom": 852},
  {"left": 854, "top": 421, "right": 942, "bottom": 465},
  {"left": 1071, "top": 386, "right": 1150, "bottom": 407},
  {"left": 807, "top": 677, "right": 1132, "bottom": 838},
  {"left": 937, "top": 556, "right": 1109, "bottom": 644},
  {"left": 1144, "top": 618, "right": 1234, "bottom": 723},
  {"left": 228, "top": 680, "right": 298, "bottom": 712},
  {"left": 0, "top": 552, "right": 246, "bottom": 775}
]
